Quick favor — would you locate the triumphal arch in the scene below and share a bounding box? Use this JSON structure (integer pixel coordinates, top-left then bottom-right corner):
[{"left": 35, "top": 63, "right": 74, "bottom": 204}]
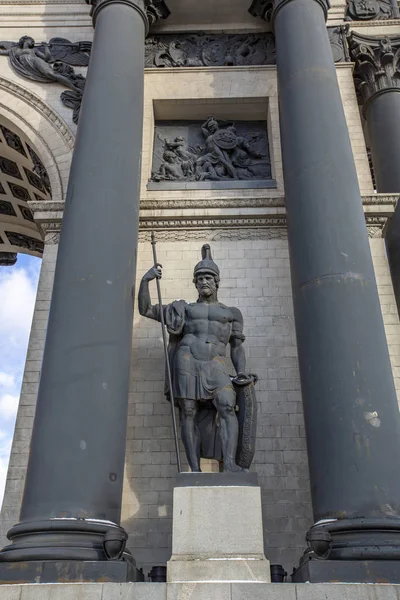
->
[{"left": 1, "top": 0, "right": 400, "bottom": 596}]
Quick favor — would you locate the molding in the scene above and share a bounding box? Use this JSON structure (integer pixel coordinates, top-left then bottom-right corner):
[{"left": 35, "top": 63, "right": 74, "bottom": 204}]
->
[
  {"left": 0, "top": 78, "right": 74, "bottom": 150},
  {"left": 30, "top": 194, "right": 398, "bottom": 213},
  {"left": 34, "top": 199, "right": 394, "bottom": 244}
]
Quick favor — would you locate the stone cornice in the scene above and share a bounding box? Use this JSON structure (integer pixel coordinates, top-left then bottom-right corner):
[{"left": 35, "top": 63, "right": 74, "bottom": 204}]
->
[
  {"left": 31, "top": 194, "right": 398, "bottom": 243},
  {"left": 349, "top": 32, "right": 400, "bottom": 111}
]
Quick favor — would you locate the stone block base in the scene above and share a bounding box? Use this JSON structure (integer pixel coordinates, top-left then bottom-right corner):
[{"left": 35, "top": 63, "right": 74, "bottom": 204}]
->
[
  {"left": 167, "top": 476, "right": 270, "bottom": 583},
  {"left": 167, "top": 558, "right": 270, "bottom": 583},
  {"left": 0, "top": 559, "right": 141, "bottom": 583},
  {"left": 292, "top": 557, "right": 400, "bottom": 583},
  {"left": 1, "top": 583, "right": 400, "bottom": 600}
]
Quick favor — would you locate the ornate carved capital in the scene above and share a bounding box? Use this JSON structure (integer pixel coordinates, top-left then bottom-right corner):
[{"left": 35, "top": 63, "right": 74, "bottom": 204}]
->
[
  {"left": 249, "top": 0, "right": 330, "bottom": 27},
  {"left": 349, "top": 33, "right": 400, "bottom": 111},
  {"left": 86, "top": 0, "right": 170, "bottom": 29}
]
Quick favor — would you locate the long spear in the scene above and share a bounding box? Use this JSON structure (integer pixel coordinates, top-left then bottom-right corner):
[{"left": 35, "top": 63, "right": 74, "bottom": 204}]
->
[{"left": 151, "top": 232, "right": 182, "bottom": 473}]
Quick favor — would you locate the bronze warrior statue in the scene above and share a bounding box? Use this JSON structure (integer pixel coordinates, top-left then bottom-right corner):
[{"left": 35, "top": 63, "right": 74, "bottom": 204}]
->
[{"left": 138, "top": 244, "right": 257, "bottom": 473}]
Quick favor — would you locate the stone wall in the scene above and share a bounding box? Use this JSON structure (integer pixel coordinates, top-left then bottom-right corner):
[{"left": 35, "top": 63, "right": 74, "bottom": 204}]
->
[{"left": 2, "top": 229, "right": 399, "bottom": 575}]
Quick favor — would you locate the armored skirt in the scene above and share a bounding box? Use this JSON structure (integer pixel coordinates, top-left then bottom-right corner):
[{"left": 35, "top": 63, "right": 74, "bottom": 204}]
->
[{"left": 172, "top": 345, "right": 232, "bottom": 401}]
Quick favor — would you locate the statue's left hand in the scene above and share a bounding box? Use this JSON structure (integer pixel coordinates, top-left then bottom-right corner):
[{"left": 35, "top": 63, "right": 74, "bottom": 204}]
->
[{"left": 232, "top": 373, "right": 258, "bottom": 386}]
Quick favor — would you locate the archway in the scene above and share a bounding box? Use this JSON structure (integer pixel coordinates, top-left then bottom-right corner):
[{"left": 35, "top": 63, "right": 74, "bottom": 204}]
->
[{"left": 0, "top": 115, "right": 51, "bottom": 266}]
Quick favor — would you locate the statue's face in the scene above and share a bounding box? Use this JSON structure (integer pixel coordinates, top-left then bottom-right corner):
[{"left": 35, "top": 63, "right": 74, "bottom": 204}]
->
[
  {"left": 21, "top": 37, "right": 35, "bottom": 49},
  {"left": 195, "top": 273, "right": 217, "bottom": 298}
]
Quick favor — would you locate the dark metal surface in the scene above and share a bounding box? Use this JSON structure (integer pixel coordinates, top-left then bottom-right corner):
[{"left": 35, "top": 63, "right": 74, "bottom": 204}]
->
[
  {"left": 138, "top": 245, "right": 257, "bottom": 473},
  {"left": 292, "top": 557, "right": 400, "bottom": 583},
  {"left": 0, "top": 0, "right": 151, "bottom": 575},
  {"left": 270, "top": 0, "right": 400, "bottom": 565},
  {"left": 151, "top": 232, "right": 182, "bottom": 473},
  {"left": 0, "top": 559, "right": 140, "bottom": 584}
]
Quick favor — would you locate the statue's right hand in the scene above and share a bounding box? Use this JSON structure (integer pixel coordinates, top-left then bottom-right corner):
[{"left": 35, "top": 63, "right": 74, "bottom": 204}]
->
[{"left": 143, "top": 264, "right": 162, "bottom": 282}]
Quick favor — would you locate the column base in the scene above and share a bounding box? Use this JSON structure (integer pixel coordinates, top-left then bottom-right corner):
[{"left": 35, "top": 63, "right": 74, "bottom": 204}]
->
[
  {"left": 292, "top": 557, "right": 400, "bottom": 583},
  {"left": 0, "top": 518, "right": 130, "bottom": 563},
  {"left": 0, "top": 559, "right": 142, "bottom": 584}
]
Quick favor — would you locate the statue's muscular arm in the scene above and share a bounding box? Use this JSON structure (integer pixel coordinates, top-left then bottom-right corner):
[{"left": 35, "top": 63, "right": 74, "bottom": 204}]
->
[
  {"left": 230, "top": 306, "right": 246, "bottom": 376},
  {"left": 138, "top": 265, "right": 162, "bottom": 321}
]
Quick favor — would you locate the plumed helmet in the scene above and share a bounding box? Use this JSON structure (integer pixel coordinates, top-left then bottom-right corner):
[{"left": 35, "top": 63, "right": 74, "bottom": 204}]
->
[{"left": 193, "top": 244, "right": 220, "bottom": 280}]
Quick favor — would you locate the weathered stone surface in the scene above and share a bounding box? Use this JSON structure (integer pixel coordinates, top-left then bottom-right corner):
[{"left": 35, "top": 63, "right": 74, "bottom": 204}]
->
[{"left": 167, "top": 485, "right": 270, "bottom": 582}]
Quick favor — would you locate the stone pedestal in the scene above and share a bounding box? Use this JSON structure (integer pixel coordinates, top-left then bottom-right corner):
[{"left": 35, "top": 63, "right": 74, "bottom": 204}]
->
[{"left": 167, "top": 474, "right": 270, "bottom": 583}]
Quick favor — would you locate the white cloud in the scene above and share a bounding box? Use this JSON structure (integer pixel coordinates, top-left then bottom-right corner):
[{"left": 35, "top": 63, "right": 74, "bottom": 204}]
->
[
  {"left": 0, "top": 394, "right": 19, "bottom": 420},
  {"left": 0, "top": 259, "right": 41, "bottom": 508},
  {"left": 0, "top": 268, "right": 38, "bottom": 342},
  {"left": 0, "top": 373, "right": 14, "bottom": 388}
]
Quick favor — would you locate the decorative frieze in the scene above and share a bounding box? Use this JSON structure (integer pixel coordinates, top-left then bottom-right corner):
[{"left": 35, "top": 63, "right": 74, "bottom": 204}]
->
[
  {"left": 345, "top": 0, "right": 398, "bottom": 21},
  {"left": 146, "top": 28, "right": 349, "bottom": 67},
  {"left": 349, "top": 33, "right": 400, "bottom": 107},
  {"left": 145, "top": 32, "right": 275, "bottom": 68}
]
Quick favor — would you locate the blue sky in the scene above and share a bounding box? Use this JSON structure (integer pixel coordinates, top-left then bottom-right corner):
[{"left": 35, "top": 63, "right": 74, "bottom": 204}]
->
[{"left": 0, "top": 254, "right": 41, "bottom": 505}]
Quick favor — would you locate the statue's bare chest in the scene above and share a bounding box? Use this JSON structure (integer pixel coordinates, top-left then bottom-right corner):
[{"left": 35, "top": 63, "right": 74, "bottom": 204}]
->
[{"left": 186, "top": 303, "right": 233, "bottom": 325}]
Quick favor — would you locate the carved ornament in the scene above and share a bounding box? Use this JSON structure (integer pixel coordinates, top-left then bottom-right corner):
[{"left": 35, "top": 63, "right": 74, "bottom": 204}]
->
[
  {"left": 345, "top": 0, "right": 398, "bottom": 21},
  {"left": 86, "top": 0, "right": 170, "bottom": 28},
  {"left": 145, "top": 33, "right": 275, "bottom": 68},
  {"left": 0, "top": 37, "right": 91, "bottom": 124},
  {"left": 349, "top": 33, "right": 400, "bottom": 109},
  {"left": 249, "top": 0, "right": 329, "bottom": 27}
]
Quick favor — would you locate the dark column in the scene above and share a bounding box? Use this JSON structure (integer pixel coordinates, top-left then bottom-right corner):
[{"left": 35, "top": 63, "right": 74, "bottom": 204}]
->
[
  {"left": 0, "top": 0, "right": 169, "bottom": 583},
  {"left": 349, "top": 34, "right": 400, "bottom": 317},
  {"left": 250, "top": 0, "right": 400, "bottom": 583}
]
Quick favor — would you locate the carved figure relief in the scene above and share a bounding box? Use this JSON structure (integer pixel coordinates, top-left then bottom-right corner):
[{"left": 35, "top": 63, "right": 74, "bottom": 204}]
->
[
  {"left": 151, "top": 118, "right": 271, "bottom": 183},
  {"left": 145, "top": 33, "right": 276, "bottom": 68},
  {"left": 0, "top": 36, "right": 91, "bottom": 124},
  {"left": 345, "top": 0, "right": 397, "bottom": 20}
]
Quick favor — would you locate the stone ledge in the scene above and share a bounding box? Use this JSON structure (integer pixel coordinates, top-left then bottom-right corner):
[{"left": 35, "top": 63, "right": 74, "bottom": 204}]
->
[{"left": 0, "top": 582, "right": 400, "bottom": 599}]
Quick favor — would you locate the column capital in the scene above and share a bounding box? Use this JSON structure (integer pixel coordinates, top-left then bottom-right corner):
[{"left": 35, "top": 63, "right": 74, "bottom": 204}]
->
[
  {"left": 249, "top": 0, "right": 330, "bottom": 27},
  {"left": 349, "top": 32, "right": 400, "bottom": 113},
  {"left": 86, "top": 0, "right": 170, "bottom": 30}
]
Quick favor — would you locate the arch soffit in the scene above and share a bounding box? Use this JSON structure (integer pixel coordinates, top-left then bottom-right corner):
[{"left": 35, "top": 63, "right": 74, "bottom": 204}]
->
[{"left": 0, "top": 76, "right": 75, "bottom": 204}]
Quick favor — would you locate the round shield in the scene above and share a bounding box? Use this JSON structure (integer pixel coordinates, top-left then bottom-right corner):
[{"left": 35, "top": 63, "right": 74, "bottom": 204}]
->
[
  {"left": 213, "top": 129, "right": 238, "bottom": 150},
  {"left": 234, "top": 376, "right": 258, "bottom": 469}
]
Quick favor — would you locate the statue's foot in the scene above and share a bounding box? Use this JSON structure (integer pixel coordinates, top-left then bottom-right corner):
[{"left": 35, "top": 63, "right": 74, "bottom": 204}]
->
[{"left": 223, "top": 459, "right": 248, "bottom": 473}]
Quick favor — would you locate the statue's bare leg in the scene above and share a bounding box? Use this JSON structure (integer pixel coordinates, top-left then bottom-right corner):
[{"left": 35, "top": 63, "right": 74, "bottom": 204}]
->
[
  {"left": 214, "top": 388, "right": 245, "bottom": 472},
  {"left": 179, "top": 399, "right": 201, "bottom": 472}
]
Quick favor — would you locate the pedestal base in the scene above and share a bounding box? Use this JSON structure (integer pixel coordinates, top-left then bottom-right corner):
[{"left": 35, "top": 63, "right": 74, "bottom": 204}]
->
[
  {"left": 292, "top": 557, "right": 400, "bottom": 583},
  {"left": 167, "top": 474, "right": 270, "bottom": 583},
  {"left": 0, "top": 559, "right": 141, "bottom": 583}
]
